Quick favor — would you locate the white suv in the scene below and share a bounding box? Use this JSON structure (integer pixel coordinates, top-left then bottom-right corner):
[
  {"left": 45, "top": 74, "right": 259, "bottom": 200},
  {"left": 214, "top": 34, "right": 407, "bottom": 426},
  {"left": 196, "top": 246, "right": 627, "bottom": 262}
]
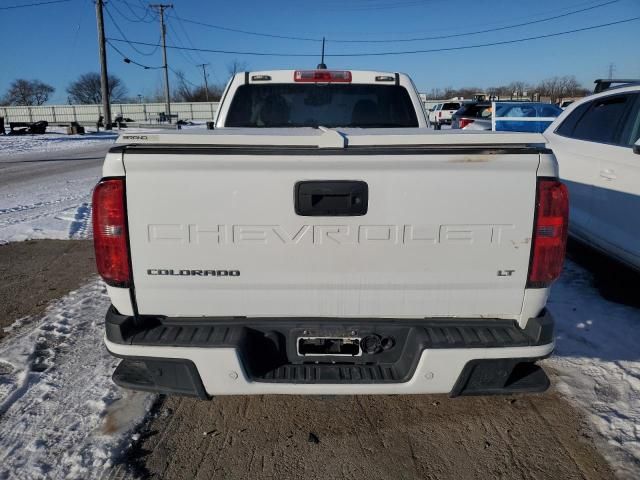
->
[{"left": 544, "top": 81, "right": 640, "bottom": 270}]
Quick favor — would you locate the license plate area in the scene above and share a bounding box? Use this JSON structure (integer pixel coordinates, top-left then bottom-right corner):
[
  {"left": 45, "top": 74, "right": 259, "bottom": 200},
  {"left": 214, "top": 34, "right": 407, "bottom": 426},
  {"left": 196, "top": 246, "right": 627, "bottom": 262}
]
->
[{"left": 297, "top": 337, "right": 362, "bottom": 357}]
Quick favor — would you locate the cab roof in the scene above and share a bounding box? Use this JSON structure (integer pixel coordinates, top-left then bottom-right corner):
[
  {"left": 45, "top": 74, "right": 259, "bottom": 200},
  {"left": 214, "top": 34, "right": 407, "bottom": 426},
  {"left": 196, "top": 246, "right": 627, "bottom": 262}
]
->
[{"left": 232, "top": 69, "right": 408, "bottom": 85}]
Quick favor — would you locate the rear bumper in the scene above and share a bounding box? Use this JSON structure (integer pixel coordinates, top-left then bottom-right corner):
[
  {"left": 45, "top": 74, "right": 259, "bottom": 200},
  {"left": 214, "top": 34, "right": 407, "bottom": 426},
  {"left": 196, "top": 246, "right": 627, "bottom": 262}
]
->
[{"left": 104, "top": 308, "right": 555, "bottom": 397}]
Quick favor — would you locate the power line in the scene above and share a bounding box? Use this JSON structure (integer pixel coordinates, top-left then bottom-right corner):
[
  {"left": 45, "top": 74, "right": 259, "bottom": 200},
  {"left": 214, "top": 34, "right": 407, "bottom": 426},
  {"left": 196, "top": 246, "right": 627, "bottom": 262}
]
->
[
  {"left": 106, "top": 16, "right": 640, "bottom": 57},
  {"left": 166, "top": 13, "right": 321, "bottom": 42},
  {"left": 331, "top": 0, "right": 621, "bottom": 42},
  {"left": 0, "top": 0, "right": 70, "bottom": 10},
  {"left": 107, "top": 40, "right": 163, "bottom": 69},
  {"left": 169, "top": 67, "right": 198, "bottom": 87},
  {"left": 166, "top": 20, "right": 201, "bottom": 65},
  {"left": 104, "top": 5, "right": 160, "bottom": 56},
  {"left": 108, "top": 0, "right": 155, "bottom": 24},
  {"left": 111, "top": 0, "right": 156, "bottom": 23},
  {"left": 164, "top": 0, "right": 619, "bottom": 44},
  {"left": 170, "top": 9, "right": 210, "bottom": 64}
]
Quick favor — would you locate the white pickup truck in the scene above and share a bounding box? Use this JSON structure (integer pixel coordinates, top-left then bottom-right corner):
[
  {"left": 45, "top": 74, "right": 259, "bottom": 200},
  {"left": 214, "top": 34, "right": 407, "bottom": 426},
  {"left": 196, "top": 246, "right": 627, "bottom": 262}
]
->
[
  {"left": 431, "top": 100, "right": 462, "bottom": 129},
  {"left": 95, "top": 70, "right": 567, "bottom": 398}
]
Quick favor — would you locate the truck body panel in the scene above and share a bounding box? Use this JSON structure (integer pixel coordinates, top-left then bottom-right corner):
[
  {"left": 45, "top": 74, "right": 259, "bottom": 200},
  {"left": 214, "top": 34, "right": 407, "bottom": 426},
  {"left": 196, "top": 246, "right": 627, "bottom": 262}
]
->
[
  {"left": 119, "top": 129, "right": 544, "bottom": 319},
  {"left": 96, "top": 70, "right": 564, "bottom": 397}
]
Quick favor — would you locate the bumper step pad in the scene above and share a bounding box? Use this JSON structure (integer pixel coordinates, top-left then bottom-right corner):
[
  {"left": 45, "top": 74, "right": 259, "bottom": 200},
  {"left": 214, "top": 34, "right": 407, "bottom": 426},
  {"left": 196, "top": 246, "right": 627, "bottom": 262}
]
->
[
  {"left": 106, "top": 307, "right": 553, "bottom": 394},
  {"left": 112, "top": 357, "right": 209, "bottom": 399}
]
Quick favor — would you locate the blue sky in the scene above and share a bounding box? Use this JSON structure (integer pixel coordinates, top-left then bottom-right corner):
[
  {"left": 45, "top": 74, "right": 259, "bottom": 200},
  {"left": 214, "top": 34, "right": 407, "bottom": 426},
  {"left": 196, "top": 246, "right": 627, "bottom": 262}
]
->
[{"left": 1, "top": 0, "right": 639, "bottom": 103}]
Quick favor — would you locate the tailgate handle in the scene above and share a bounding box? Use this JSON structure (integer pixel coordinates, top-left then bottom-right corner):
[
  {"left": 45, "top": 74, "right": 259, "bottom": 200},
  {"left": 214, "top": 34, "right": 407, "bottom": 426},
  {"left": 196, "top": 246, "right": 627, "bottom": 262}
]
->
[{"left": 295, "top": 181, "right": 368, "bottom": 216}]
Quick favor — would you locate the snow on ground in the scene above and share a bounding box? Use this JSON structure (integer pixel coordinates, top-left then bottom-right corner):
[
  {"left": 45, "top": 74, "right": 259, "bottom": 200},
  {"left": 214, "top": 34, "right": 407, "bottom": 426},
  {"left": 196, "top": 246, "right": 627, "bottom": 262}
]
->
[
  {"left": 0, "top": 125, "right": 638, "bottom": 476},
  {"left": 0, "top": 128, "right": 118, "bottom": 156},
  {"left": 0, "top": 279, "right": 154, "bottom": 480},
  {"left": 0, "top": 124, "right": 206, "bottom": 244},
  {"left": 0, "top": 124, "right": 206, "bottom": 158},
  {"left": 0, "top": 167, "right": 98, "bottom": 244},
  {"left": 547, "top": 260, "right": 640, "bottom": 479}
]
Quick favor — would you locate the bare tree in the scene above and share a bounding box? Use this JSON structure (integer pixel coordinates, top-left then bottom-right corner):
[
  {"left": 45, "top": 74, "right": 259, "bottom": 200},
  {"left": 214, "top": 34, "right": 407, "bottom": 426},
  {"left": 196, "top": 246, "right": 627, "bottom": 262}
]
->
[
  {"left": 425, "top": 77, "right": 588, "bottom": 103},
  {"left": 226, "top": 60, "right": 249, "bottom": 78},
  {"left": 66, "top": 73, "right": 127, "bottom": 104},
  {"left": 506, "top": 81, "right": 532, "bottom": 99},
  {"left": 1, "top": 79, "right": 54, "bottom": 106},
  {"left": 173, "top": 70, "right": 223, "bottom": 102},
  {"left": 537, "top": 77, "right": 564, "bottom": 103},
  {"left": 425, "top": 88, "right": 444, "bottom": 100},
  {"left": 536, "top": 76, "right": 588, "bottom": 103},
  {"left": 426, "top": 86, "right": 484, "bottom": 100},
  {"left": 559, "top": 76, "right": 588, "bottom": 98},
  {"left": 441, "top": 86, "right": 456, "bottom": 99}
]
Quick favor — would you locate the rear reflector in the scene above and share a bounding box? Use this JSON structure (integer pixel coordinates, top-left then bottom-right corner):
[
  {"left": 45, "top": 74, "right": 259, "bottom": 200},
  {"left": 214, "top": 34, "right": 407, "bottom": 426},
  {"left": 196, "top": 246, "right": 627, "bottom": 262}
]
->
[
  {"left": 527, "top": 179, "right": 569, "bottom": 288},
  {"left": 294, "top": 70, "right": 352, "bottom": 83},
  {"left": 92, "top": 178, "right": 131, "bottom": 287},
  {"left": 458, "top": 118, "right": 475, "bottom": 129}
]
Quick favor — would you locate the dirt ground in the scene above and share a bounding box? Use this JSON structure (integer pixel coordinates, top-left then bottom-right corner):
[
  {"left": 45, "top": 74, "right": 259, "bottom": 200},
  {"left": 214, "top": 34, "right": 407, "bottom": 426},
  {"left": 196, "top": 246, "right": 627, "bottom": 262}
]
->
[
  {"left": 0, "top": 239, "right": 619, "bottom": 480},
  {"left": 0, "top": 239, "right": 96, "bottom": 339},
  {"left": 127, "top": 390, "right": 614, "bottom": 480}
]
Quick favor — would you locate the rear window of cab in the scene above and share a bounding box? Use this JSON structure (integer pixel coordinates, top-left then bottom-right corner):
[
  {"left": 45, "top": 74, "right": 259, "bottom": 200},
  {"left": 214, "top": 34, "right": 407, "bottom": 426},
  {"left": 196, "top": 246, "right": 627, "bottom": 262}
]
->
[{"left": 225, "top": 83, "right": 419, "bottom": 128}]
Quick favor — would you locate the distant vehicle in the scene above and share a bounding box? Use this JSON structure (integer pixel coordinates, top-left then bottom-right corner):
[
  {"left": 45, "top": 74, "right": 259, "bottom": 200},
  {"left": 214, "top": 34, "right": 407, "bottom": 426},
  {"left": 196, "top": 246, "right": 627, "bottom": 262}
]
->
[
  {"left": 558, "top": 100, "right": 574, "bottom": 109},
  {"left": 453, "top": 102, "right": 562, "bottom": 133},
  {"left": 427, "top": 103, "right": 442, "bottom": 127},
  {"left": 493, "top": 102, "right": 563, "bottom": 133},
  {"left": 451, "top": 101, "right": 493, "bottom": 130},
  {"left": 432, "top": 101, "right": 461, "bottom": 129},
  {"left": 544, "top": 80, "right": 640, "bottom": 270}
]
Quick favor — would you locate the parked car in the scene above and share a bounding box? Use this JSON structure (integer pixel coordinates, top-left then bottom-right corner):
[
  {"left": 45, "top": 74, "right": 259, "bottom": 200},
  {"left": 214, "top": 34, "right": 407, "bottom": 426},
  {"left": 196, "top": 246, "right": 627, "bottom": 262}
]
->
[
  {"left": 452, "top": 102, "right": 562, "bottom": 133},
  {"left": 432, "top": 101, "right": 461, "bottom": 129},
  {"left": 427, "top": 103, "right": 442, "bottom": 127},
  {"left": 97, "top": 69, "right": 565, "bottom": 399},
  {"left": 494, "top": 102, "right": 563, "bottom": 133},
  {"left": 451, "top": 101, "right": 493, "bottom": 130},
  {"left": 544, "top": 80, "right": 640, "bottom": 270}
]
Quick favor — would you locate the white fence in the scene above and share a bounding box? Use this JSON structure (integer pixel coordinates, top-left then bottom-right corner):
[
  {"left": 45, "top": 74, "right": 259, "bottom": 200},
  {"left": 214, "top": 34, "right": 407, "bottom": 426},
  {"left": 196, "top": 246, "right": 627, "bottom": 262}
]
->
[
  {"left": 0, "top": 102, "right": 220, "bottom": 124},
  {"left": 0, "top": 99, "right": 445, "bottom": 125}
]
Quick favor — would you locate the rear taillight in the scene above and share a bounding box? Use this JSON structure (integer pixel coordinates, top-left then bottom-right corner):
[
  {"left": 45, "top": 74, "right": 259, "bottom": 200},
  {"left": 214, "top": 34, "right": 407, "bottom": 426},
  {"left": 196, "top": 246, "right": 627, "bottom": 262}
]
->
[
  {"left": 92, "top": 178, "right": 130, "bottom": 287},
  {"left": 438, "top": 111, "right": 442, "bottom": 118},
  {"left": 527, "top": 179, "right": 569, "bottom": 288},
  {"left": 294, "top": 70, "right": 352, "bottom": 83},
  {"left": 458, "top": 118, "right": 475, "bottom": 129}
]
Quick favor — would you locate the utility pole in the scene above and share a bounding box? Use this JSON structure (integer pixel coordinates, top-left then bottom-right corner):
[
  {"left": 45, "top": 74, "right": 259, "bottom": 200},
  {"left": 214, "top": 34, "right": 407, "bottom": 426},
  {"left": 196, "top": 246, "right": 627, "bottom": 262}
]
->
[
  {"left": 197, "top": 63, "right": 210, "bottom": 101},
  {"left": 608, "top": 63, "right": 615, "bottom": 79},
  {"left": 150, "top": 4, "right": 173, "bottom": 122},
  {"left": 95, "top": 0, "right": 112, "bottom": 130}
]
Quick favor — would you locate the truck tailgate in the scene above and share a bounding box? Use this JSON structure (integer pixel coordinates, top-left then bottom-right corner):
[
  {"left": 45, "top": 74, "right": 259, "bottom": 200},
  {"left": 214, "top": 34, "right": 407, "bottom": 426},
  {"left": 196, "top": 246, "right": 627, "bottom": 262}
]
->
[{"left": 122, "top": 136, "right": 541, "bottom": 318}]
